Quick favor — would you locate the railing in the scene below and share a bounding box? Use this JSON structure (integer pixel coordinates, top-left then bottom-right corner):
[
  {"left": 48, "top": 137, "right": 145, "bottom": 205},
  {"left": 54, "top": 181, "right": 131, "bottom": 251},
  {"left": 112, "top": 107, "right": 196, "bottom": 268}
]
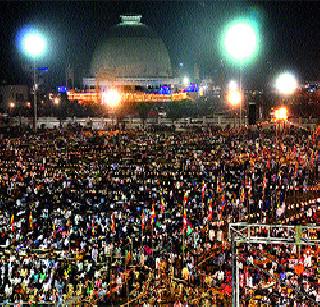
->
[
  {"left": 8, "top": 116, "right": 250, "bottom": 129},
  {"left": 229, "top": 223, "right": 320, "bottom": 245},
  {"left": 229, "top": 222, "right": 320, "bottom": 306}
]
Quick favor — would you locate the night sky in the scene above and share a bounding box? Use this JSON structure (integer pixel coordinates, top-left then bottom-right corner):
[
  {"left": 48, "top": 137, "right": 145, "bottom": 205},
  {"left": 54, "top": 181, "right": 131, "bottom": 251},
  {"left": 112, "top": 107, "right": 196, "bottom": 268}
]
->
[{"left": 0, "top": 1, "right": 320, "bottom": 89}]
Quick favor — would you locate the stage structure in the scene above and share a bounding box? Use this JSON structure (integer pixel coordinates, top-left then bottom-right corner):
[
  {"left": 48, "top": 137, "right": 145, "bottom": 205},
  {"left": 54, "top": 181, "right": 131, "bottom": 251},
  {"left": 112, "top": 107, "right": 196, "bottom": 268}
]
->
[{"left": 229, "top": 222, "right": 320, "bottom": 306}]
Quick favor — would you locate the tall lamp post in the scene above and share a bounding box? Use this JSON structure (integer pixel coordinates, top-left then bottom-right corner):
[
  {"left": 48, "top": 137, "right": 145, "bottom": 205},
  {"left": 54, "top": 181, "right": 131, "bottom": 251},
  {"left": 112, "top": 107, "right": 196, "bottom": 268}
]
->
[
  {"left": 54, "top": 97, "right": 62, "bottom": 128},
  {"left": 102, "top": 89, "right": 122, "bottom": 129},
  {"left": 274, "top": 71, "right": 297, "bottom": 129},
  {"left": 227, "top": 80, "right": 241, "bottom": 127},
  {"left": 221, "top": 17, "right": 260, "bottom": 126},
  {"left": 20, "top": 29, "right": 47, "bottom": 132},
  {"left": 275, "top": 71, "right": 297, "bottom": 103},
  {"left": 221, "top": 19, "right": 260, "bottom": 305},
  {"left": 9, "top": 102, "right": 15, "bottom": 126}
]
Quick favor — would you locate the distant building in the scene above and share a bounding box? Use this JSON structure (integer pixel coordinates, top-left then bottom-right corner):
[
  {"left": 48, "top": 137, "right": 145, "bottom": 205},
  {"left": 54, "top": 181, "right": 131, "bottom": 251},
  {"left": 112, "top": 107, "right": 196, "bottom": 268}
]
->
[
  {"left": 68, "top": 15, "right": 190, "bottom": 104},
  {"left": 87, "top": 14, "right": 174, "bottom": 91},
  {"left": 199, "top": 79, "right": 222, "bottom": 98},
  {"left": 0, "top": 85, "right": 29, "bottom": 112}
]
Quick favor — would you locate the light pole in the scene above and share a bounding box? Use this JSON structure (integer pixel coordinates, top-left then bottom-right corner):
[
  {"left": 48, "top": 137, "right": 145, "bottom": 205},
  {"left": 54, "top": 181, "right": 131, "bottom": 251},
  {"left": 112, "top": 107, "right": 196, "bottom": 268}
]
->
[
  {"left": 19, "top": 28, "right": 47, "bottom": 132},
  {"left": 227, "top": 80, "right": 241, "bottom": 127},
  {"left": 102, "top": 89, "right": 122, "bottom": 129},
  {"left": 9, "top": 102, "right": 15, "bottom": 111},
  {"left": 9, "top": 102, "right": 15, "bottom": 126},
  {"left": 54, "top": 97, "right": 62, "bottom": 128},
  {"left": 273, "top": 106, "right": 289, "bottom": 136},
  {"left": 221, "top": 17, "right": 260, "bottom": 126},
  {"left": 274, "top": 71, "right": 297, "bottom": 126},
  {"left": 275, "top": 71, "right": 297, "bottom": 101}
]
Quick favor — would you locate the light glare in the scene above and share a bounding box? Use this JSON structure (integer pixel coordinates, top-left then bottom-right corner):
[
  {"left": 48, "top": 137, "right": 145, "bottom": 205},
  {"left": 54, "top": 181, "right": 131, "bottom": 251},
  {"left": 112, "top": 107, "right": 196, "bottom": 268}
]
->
[
  {"left": 221, "top": 17, "right": 260, "bottom": 65},
  {"left": 22, "top": 31, "right": 47, "bottom": 58},
  {"left": 275, "top": 72, "right": 297, "bottom": 95},
  {"left": 224, "top": 22, "right": 257, "bottom": 62},
  {"left": 102, "top": 89, "right": 122, "bottom": 107},
  {"left": 229, "top": 80, "right": 238, "bottom": 91},
  {"left": 183, "top": 76, "right": 190, "bottom": 86},
  {"left": 228, "top": 90, "right": 241, "bottom": 106},
  {"left": 274, "top": 107, "right": 288, "bottom": 121}
]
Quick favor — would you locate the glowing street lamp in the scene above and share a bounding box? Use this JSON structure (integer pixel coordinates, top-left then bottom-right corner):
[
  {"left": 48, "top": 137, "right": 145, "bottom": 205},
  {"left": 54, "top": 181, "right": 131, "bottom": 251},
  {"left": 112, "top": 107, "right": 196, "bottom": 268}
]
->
[
  {"left": 18, "top": 27, "right": 47, "bottom": 132},
  {"left": 275, "top": 72, "right": 297, "bottom": 96},
  {"left": 102, "top": 89, "right": 122, "bottom": 108},
  {"left": 183, "top": 76, "right": 190, "bottom": 86},
  {"left": 273, "top": 72, "right": 297, "bottom": 127},
  {"left": 21, "top": 31, "right": 47, "bottom": 59},
  {"left": 227, "top": 80, "right": 241, "bottom": 127},
  {"left": 223, "top": 21, "right": 259, "bottom": 64},
  {"left": 8, "top": 102, "right": 15, "bottom": 120},
  {"left": 102, "top": 89, "right": 122, "bottom": 129},
  {"left": 227, "top": 88, "right": 241, "bottom": 128},
  {"left": 273, "top": 106, "right": 288, "bottom": 134},
  {"left": 228, "top": 90, "right": 241, "bottom": 107},
  {"left": 274, "top": 106, "right": 288, "bottom": 121},
  {"left": 221, "top": 17, "right": 260, "bottom": 126},
  {"left": 53, "top": 97, "right": 63, "bottom": 128},
  {"left": 229, "top": 80, "right": 238, "bottom": 91}
]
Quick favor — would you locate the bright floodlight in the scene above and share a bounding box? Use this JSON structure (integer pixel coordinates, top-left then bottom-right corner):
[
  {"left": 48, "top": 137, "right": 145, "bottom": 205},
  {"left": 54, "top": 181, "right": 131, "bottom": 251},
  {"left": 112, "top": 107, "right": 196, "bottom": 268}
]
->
[
  {"left": 9, "top": 102, "right": 15, "bottom": 108},
  {"left": 275, "top": 72, "right": 297, "bottom": 95},
  {"left": 229, "top": 80, "right": 238, "bottom": 91},
  {"left": 223, "top": 19, "right": 259, "bottom": 64},
  {"left": 22, "top": 30, "right": 47, "bottom": 58},
  {"left": 228, "top": 90, "right": 241, "bottom": 106},
  {"left": 102, "top": 89, "right": 121, "bottom": 107},
  {"left": 274, "top": 106, "right": 288, "bottom": 121},
  {"left": 183, "top": 76, "right": 190, "bottom": 86}
]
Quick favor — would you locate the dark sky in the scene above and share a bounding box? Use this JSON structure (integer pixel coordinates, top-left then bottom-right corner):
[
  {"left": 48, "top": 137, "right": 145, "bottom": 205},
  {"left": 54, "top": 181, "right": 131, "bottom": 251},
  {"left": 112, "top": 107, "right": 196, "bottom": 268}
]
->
[{"left": 0, "top": 1, "right": 320, "bottom": 89}]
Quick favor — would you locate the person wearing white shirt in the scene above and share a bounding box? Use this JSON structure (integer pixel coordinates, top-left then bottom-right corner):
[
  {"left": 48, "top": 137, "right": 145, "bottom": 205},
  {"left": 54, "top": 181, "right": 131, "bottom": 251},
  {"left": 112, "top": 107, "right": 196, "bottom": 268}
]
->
[
  {"left": 1, "top": 265, "right": 5, "bottom": 275},
  {"left": 5, "top": 284, "right": 12, "bottom": 298},
  {"left": 80, "top": 241, "right": 86, "bottom": 250},
  {"left": 75, "top": 214, "right": 80, "bottom": 226},
  {"left": 208, "top": 229, "right": 214, "bottom": 241}
]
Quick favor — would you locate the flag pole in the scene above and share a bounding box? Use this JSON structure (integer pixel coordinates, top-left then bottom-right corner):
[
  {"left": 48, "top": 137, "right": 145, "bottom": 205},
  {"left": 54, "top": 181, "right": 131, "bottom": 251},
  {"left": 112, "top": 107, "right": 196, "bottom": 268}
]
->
[
  {"left": 182, "top": 199, "right": 185, "bottom": 268},
  {"left": 141, "top": 210, "right": 145, "bottom": 269},
  {"left": 202, "top": 181, "right": 205, "bottom": 218},
  {"left": 151, "top": 202, "right": 155, "bottom": 270}
]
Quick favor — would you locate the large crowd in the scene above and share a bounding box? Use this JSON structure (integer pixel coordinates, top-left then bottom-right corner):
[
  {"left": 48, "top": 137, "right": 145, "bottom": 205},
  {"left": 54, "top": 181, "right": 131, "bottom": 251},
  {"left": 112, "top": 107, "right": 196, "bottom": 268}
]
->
[{"left": 0, "top": 123, "right": 319, "bottom": 305}]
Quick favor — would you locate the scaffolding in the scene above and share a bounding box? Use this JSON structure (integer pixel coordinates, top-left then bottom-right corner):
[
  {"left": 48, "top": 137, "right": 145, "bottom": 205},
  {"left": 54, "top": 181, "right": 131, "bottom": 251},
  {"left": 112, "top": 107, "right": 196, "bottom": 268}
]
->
[{"left": 229, "top": 222, "right": 320, "bottom": 306}]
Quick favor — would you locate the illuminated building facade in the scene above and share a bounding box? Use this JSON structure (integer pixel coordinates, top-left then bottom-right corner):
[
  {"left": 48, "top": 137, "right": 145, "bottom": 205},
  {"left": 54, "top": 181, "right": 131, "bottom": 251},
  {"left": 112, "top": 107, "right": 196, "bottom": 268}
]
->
[{"left": 69, "top": 15, "right": 191, "bottom": 104}]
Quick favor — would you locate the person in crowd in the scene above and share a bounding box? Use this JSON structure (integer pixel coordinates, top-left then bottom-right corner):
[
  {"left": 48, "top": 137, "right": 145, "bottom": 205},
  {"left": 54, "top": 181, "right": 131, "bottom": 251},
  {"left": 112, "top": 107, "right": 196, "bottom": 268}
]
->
[{"left": 0, "top": 123, "right": 318, "bottom": 304}]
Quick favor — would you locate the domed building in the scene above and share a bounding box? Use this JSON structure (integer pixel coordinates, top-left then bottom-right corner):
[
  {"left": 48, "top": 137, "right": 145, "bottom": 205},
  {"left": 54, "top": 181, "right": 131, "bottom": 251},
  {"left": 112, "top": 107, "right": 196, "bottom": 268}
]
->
[
  {"left": 72, "top": 15, "right": 188, "bottom": 104},
  {"left": 90, "top": 15, "right": 172, "bottom": 79}
]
